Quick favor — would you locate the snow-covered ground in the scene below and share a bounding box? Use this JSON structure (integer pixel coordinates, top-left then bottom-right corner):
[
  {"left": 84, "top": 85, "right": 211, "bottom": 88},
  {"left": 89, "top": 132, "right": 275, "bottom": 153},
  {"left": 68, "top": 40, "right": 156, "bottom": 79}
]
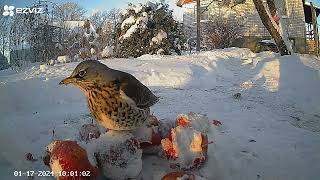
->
[{"left": 1, "top": 48, "right": 320, "bottom": 179}]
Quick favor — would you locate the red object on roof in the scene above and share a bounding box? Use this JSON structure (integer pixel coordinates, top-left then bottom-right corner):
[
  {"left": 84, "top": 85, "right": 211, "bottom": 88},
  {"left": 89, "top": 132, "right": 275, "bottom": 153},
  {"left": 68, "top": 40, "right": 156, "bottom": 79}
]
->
[
  {"left": 272, "top": 15, "right": 280, "bottom": 24},
  {"left": 176, "top": 0, "right": 194, "bottom": 7}
]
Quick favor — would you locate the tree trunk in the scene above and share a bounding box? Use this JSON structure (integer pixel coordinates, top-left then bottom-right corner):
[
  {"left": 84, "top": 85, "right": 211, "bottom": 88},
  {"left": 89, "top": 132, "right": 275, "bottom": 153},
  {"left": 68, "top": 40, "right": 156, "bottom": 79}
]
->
[
  {"left": 266, "top": 0, "right": 276, "bottom": 16},
  {"left": 196, "top": 0, "right": 201, "bottom": 52},
  {"left": 253, "top": 0, "right": 291, "bottom": 55},
  {"left": 311, "top": 2, "right": 319, "bottom": 55}
]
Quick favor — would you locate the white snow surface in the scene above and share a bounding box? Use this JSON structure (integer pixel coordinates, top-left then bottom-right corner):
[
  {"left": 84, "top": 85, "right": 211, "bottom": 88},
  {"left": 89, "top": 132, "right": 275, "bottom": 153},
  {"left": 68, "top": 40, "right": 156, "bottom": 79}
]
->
[{"left": 0, "top": 48, "right": 320, "bottom": 179}]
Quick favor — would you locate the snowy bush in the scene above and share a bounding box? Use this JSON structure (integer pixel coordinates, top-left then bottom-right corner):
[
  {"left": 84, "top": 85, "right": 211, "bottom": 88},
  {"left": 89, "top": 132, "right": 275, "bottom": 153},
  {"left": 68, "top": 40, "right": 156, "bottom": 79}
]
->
[{"left": 116, "top": 2, "right": 185, "bottom": 57}]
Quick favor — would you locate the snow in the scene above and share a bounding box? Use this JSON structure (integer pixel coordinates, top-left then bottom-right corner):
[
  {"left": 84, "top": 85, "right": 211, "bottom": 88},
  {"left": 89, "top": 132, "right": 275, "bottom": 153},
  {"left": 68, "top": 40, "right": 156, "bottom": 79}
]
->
[
  {"left": 131, "top": 124, "right": 153, "bottom": 143},
  {"left": 0, "top": 48, "right": 320, "bottom": 179},
  {"left": 121, "top": 24, "right": 138, "bottom": 40},
  {"left": 39, "top": 64, "right": 49, "bottom": 72},
  {"left": 179, "top": 112, "right": 211, "bottom": 133},
  {"left": 134, "top": 4, "right": 143, "bottom": 13},
  {"left": 151, "top": 29, "right": 168, "bottom": 44},
  {"left": 260, "top": 39, "right": 276, "bottom": 44},
  {"left": 136, "top": 12, "right": 148, "bottom": 27},
  {"left": 101, "top": 46, "right": 114, "bottom": 58},
  {"left": 120, "top": 9, "right": 128, "bottom": 15},
  {"left": 120, "top": 12, "right": 149, "bottom": 40},
  {"left": 63, "top": 21, "right": 85, "bottom": 29},
  {"left": 86, "top": 131, "right": 142, "bottom": 180},
  {"left": 79, "top": 124, "right": 101, "bottom": 143},
  {"left": 121, "top": 15, "right": 136, "bottom": 29},
  {"left": 56, "top": 55, "right": 71, "bottom": 64},
  {"left": 177, "top": 174, "right": 207, "bottom": 180},
  {"left": 157, "top": 48, "right": 165, "bottom": 55},
  {"left": 171, "top": 126, "right": 206, "bottom": 169}
]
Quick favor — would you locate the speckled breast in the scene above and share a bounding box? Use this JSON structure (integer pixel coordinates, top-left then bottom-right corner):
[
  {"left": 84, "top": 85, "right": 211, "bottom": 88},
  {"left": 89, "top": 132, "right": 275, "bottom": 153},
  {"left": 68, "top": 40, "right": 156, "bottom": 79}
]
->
[{"left": 86, "top": 84, "right": 148, "bottom": 130}]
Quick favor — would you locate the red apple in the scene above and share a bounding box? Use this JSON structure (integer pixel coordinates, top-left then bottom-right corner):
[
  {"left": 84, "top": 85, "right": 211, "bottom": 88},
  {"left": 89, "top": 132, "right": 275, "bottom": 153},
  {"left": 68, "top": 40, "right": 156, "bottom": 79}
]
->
[{"left": 45, "top": 140, "right": 97, "bottom": 180}]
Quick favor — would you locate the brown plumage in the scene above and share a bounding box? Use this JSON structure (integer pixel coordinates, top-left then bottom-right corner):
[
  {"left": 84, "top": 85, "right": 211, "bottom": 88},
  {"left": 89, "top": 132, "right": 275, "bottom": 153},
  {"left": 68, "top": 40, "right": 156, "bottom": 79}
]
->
[{"left": 59, "top": 60, "right": 158, "bottom": 130}]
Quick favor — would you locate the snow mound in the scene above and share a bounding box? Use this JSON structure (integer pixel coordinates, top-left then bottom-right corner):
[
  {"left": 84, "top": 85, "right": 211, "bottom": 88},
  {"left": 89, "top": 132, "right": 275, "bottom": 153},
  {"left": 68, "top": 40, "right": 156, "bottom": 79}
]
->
[
  {"left": 101, "top": 46, "right": 114, "bottom": 58},
  {"left": 56, "top": 55, "right": 71, "bottom": 64},
  {"left": 201, "top": 47, "right": 256, "bottom": 60},
  {"left": 86, "top": 131, "right": 142, "bottom": 180},
  {"left": 39, "top": 64, "right": 49, "bottom": 72}
]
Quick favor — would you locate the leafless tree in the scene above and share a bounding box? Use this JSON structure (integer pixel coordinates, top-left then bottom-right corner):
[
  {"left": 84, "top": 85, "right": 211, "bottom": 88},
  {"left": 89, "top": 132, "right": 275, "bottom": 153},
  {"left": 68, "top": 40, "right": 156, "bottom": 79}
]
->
[
  {"left": 90, "top": 9, "right": 121, "bottom": 52},
  {"left": 0, "top": 9, "right": 11, "bottom": 69},
  {"left": 0, "top": 2, "right": 11, "bottom": 56},
  {"left": 89, "top": 11, "right": 109, "bottom": 28},
  {"left": 0, "top": 17, "right": 9, "bottom": 55},
  {"left": 53, "top": 2, "right": 86, "bottom": 24},
  {"left": 202, "top": 17, "right": 243, "bottom": 49}
]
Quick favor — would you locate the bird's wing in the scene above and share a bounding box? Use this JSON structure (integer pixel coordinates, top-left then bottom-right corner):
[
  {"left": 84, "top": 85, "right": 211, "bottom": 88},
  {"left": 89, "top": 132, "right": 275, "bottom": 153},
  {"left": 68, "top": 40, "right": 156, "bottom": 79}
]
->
[{"left": 118, "top": 72, "right": 158, "bottom": 109}]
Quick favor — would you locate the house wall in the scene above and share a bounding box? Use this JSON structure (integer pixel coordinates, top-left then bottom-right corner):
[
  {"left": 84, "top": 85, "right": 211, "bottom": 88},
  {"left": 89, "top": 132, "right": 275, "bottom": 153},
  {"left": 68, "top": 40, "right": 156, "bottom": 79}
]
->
[
  {"left": 224, "top": 0, "right": 306, "bottom": 38},
  {"left": 183, "top": 0, "right": 307, "bottom": 53}
]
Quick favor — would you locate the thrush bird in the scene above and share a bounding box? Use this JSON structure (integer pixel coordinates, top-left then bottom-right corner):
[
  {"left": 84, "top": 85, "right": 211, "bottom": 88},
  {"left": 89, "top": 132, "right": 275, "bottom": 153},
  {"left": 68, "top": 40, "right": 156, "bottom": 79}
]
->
[{"left": 59, "top": 60, "right": 158, "bottom": 130}]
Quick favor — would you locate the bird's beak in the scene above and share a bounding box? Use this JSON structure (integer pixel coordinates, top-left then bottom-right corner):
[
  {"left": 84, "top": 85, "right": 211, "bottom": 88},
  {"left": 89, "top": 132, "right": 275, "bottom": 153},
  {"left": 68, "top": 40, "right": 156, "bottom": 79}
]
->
[{"left": 59, "top": 77, "right": 76, "bottom": 85}]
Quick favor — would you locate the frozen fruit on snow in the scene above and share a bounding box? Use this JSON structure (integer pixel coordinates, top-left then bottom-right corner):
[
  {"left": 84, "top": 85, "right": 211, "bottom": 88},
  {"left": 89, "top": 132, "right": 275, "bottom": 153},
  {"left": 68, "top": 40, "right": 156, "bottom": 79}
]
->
[
  {"left": 86, "top": 131, "right": 142, "bottom": 180},
  {"left": 45, "top": 140, "right": 97, "bottom": 180},
  {"left": 131, "top": 115, "right": 168, "bottom": 154},
  {"left": 161, "top": 126, "right": 209, "bottom": 170},
  {"left": 79, "top": 124, "right": 101, "bottom": 143},
  {"left": 162, "top": 171, "right": 207, "bottom": 180},
  {"left": 176, "top": 113, "right": 211, "bottom": 133}
]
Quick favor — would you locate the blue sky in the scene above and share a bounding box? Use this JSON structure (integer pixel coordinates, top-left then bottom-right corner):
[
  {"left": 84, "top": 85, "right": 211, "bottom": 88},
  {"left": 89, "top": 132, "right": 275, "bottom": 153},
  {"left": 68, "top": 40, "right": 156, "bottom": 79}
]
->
[
  {"left": 1, "top": 0, "right": 184, "bottom": 20},
  {"left": 2, "top": 0, "right": 320, "bottom": 21}
]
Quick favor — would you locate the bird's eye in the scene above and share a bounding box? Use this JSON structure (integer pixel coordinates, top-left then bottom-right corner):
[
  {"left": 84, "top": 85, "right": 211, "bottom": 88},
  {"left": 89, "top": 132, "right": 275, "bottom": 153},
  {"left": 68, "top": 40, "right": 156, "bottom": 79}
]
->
[{"left": 78, "top": 70, "right": 86, "bottom": 77}]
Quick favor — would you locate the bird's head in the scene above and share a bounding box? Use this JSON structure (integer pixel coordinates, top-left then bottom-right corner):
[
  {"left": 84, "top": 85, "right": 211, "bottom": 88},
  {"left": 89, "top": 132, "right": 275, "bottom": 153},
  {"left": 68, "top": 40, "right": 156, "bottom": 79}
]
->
[{"left": 59, "top": 60, "right": 114, "bottom": 89}]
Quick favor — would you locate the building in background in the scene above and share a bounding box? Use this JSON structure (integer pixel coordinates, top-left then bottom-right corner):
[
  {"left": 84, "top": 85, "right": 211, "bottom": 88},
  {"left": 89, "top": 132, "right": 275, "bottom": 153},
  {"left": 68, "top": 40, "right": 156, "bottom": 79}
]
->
[{"left": 182, "top": 0, "right": 320, "bottom": 53}]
